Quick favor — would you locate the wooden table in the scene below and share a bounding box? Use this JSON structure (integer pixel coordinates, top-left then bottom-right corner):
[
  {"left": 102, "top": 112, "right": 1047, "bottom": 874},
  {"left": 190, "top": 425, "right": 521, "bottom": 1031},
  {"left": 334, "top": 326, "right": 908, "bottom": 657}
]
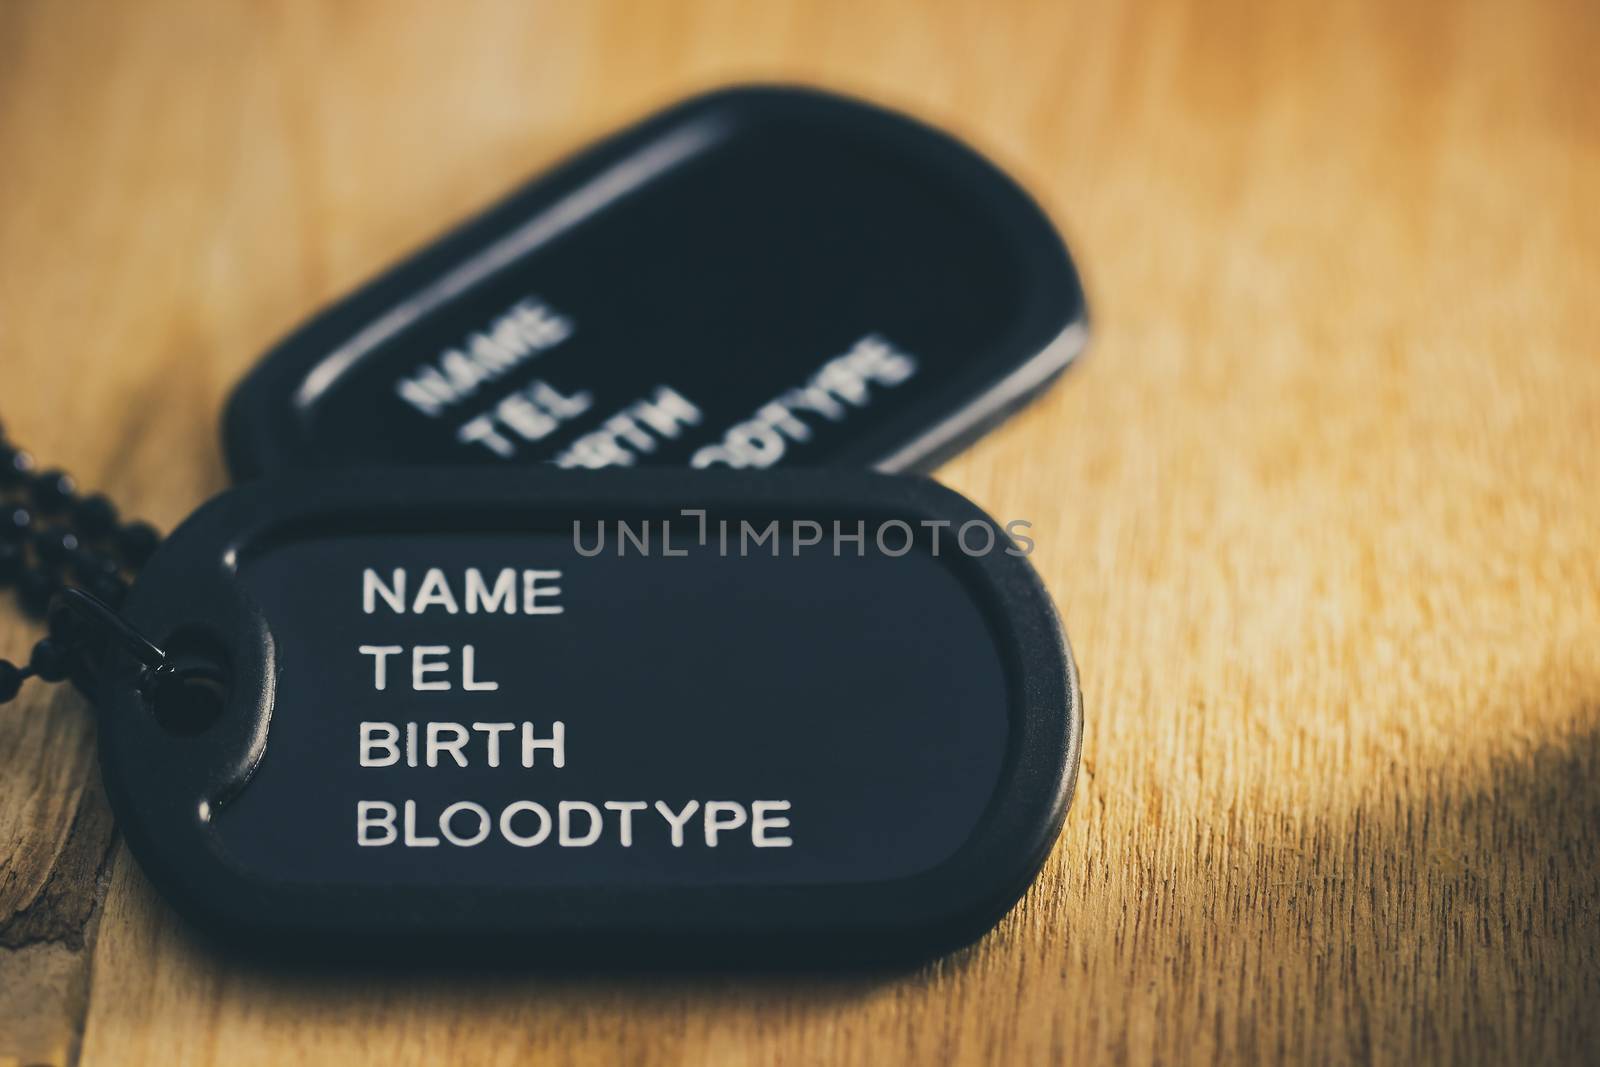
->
[{"left": 3, "top": 1, "right": 1597, "bottom": 1063}]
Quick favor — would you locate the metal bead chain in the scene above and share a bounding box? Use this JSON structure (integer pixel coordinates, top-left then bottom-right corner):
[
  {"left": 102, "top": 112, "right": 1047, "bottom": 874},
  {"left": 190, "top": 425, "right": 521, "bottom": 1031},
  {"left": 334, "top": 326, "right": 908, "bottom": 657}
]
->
[{"left": 0, "top": 419, "right": 162, "bottom": 703}]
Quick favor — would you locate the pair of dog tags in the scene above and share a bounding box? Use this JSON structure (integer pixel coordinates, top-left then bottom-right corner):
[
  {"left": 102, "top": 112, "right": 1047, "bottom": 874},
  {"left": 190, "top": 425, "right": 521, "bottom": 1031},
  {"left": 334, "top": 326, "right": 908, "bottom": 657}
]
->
[{"left": 102, "top": 86, "right": 1087, "bottom": 964}]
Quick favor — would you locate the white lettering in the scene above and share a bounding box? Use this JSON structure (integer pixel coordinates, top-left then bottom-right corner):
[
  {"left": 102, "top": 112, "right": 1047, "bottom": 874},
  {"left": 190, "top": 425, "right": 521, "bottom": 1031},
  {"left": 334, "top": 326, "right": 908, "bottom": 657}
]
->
[
  {"left": 359, "top": 645, "right": 403, "bottom": 690},
  {"left": 363, "top": 568, "right": 406, "bottom": 614},
  {"left": 412, "top": 646, "right": 452, "bottom": 691},
  {"left": 357, "top": 801, "right": 397, "bottom": 845},
  {"left": 439, "top": 801, "right": 491, "bottom": 847},
  {"left": 558, "top": 801, "right": 603, "bottom": 846},
  {"left": 465, "top": 568, "right": 516, "bottom": 614},
  {"left": 522, "top": 570, "right": 563, "bottom": 614},
  {"left": 752, "top": 800, "right": 793, "bottom": 847},
  {"left": 522, "top": 721, "right": 566, "bottom": 767},
  {"left": 654, "top": 800, "right": 701, "bottom": 847},
  {"left": 359, "top": 721, "right": 400, "bottom": 766},
  {"left": 500, "top": 801, "right": 552, "bottom": 847},
  {"left": 703, "top": 801, "right": 748, "bottom": 846},
  {"left": 605, "top": 801, "right": 647, "bottom": 847},
  {"left": 462, "top": 644, "right": 499, "bottom": 691}
]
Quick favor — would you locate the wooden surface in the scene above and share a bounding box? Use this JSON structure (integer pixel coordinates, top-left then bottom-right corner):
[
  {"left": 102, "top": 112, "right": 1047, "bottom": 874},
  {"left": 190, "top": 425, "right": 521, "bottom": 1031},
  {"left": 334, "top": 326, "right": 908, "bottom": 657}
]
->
[{"left": 3, "top": 0, "right": 1598, "bottom": 1063}]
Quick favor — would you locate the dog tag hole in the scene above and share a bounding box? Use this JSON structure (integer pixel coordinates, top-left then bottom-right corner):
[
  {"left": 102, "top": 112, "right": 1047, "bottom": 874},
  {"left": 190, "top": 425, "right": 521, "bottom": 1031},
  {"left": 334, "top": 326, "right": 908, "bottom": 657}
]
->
[{"left": 146, "top": 627, "right": 231, "bottom": 735}]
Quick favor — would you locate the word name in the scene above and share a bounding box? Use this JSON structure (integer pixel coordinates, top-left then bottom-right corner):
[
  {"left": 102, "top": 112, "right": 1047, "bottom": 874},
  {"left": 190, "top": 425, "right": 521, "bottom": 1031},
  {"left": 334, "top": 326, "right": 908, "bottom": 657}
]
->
[
  {"left": 363, "top": 567, "right": 563, "bottom": 615},
  {"left": 395, "top": 298, "right": 573, "bottom": 418}
]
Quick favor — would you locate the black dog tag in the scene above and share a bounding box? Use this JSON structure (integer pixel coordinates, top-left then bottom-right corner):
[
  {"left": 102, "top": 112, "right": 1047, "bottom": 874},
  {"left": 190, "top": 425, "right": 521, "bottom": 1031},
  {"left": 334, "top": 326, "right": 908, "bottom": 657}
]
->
[
  {"left": 94, "top": 468, "right": 1079, "bottom": 964},
  {"left": 223, "top": 86, "right": 1088, "bottom": 480}
]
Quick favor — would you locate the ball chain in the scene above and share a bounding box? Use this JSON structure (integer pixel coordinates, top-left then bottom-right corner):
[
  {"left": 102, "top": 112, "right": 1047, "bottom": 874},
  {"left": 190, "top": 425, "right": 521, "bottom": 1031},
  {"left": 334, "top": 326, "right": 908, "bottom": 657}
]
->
[{"left": 0, "top": 419, "right": 161, "bottom": 703}]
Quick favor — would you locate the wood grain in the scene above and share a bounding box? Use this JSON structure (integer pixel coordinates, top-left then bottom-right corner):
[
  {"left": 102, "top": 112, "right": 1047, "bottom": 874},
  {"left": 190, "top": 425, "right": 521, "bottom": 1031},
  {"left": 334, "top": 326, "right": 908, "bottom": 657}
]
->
[{"left": 2, "top": 0, "right": 1598, "bottom": 1063}]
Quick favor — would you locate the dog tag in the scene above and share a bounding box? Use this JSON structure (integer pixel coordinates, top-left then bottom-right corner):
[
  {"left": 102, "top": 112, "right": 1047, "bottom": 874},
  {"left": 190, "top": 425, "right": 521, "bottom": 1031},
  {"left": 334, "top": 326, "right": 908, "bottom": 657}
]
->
[
  {"left": 93, "top": 468, "right": 1079, "bottom": 964},
  {"left": 223, "top": 86, "right": 1088, "bottom": 480}
]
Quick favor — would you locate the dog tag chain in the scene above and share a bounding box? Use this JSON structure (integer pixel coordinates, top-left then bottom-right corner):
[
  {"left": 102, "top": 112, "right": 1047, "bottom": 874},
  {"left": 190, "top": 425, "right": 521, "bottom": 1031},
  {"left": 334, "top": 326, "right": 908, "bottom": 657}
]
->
[{"left": 0, "top": 423, "right": 164, "bottom": 702}]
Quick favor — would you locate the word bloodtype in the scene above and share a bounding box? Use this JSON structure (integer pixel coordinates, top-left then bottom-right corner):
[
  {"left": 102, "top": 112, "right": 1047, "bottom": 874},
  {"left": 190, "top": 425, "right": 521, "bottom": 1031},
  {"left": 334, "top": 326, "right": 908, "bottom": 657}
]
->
[{"left": 357, "top": 797, "right": 793, "bottom": 850}]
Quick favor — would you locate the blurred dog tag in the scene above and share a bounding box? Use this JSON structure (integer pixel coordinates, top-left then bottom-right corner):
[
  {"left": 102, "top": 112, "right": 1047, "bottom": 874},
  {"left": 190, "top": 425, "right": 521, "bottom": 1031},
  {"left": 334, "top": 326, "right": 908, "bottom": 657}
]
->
[
  {"left": 95, "top": 468, "right": 1080, "bottom": 964},
  {"left": 224, "top": 86, "right": 1087, "bottom": 480}
]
